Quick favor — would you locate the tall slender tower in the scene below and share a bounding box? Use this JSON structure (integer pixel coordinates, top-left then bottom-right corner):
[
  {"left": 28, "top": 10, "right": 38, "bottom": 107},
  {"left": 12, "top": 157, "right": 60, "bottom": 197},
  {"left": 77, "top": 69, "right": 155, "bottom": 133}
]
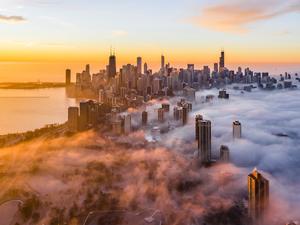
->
[
  {"left": 158, "top": 108, "right": 164, "bottom": 123},
  {"left": 219, "top": 50, "right": 225, "bottom": 71},
  {"left": 233, "top": 121, "right": 242, "bottom": 139},
  {"left": 197, "top": 120, "right": 212, "bottom": 163},
  {"left": 137, "top": 57, "right": 142, "bottom": 74},
  {"left": 144, "top": 63, "right": 148, "bottom": 74},
  {"left": 85, "top": 64, "right": 90, "bottom": 74},
  {"left": 108, "top": 49, "right": 117, "bottom": 79},
  {"left": 195, "top": 115, "right": 203, "bottom": 140},
  {"left": 248, "top": 169, "right": 269, "bottom": 224},
  {"left": 65, "top": 69, "right": 71, "bottom": 85},
  {"left": 220, "top": 145, "right": 230, "bottom": 162},
  {"left": 161, "top": 55, "right": 165, "bottom": 70},
  {"left": 142, "top": 111, "right": 148, "bottom": 126}
]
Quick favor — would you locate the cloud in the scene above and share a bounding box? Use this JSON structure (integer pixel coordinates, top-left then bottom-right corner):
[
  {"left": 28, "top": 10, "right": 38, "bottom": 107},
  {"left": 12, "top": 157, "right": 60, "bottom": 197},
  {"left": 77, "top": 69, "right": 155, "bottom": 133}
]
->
[
  {"left": 1, "top": 77, "right": 300, "bottom": 224},
  {"left": 192, "top": 0, "right": 300, "bottom": 33},
  {"left": 112, "top": 29, "right": 128, "bottom": 37},
  {"left": 0, "top": 14, "right": 26, "bottom": 23},
  {"left": 136, "top": 81, "right": 300, "bottom": 222}
]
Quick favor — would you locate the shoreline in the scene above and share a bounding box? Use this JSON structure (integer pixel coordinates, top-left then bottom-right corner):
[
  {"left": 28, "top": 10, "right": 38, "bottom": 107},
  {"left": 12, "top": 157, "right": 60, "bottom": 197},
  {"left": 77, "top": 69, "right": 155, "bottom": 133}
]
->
[
  {"left": 0, "top": 123, "right": 67, "bottom": 148},
  {"left": 0, "top": 82, "right": 67, "bottom": 90}
]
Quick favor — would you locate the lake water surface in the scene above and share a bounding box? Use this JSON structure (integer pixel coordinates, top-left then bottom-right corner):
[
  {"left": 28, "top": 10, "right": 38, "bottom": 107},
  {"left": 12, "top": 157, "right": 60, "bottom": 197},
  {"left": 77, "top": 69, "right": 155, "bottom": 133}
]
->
[{"left": 0, "top": 88, "right": 77, "bottom": 135}]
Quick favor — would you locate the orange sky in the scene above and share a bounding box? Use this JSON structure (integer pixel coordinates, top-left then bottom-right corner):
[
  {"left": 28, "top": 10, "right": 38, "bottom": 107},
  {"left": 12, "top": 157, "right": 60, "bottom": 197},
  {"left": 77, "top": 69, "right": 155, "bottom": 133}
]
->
[{"left": 0, "top": 0, "right": 300, "bottom": 81}]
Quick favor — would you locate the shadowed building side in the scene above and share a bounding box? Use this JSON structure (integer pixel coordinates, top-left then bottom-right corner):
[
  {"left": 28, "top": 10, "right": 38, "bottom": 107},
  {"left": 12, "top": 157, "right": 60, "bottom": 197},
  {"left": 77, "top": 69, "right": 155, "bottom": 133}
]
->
[
  {"left": 248, "top": 169, "right": 269, "bottom": 224},
  {"left": 220, "top": 145, "right": 230, "bottom": 162},
  {"left": 195, "top": 114, "right": 203, "bottom": 141},
  {"left": 68, "top": 107, "right": 79, "bottom": 133},
  {"left": 197, "top": 120, "right": 211, "bottom": 163}
]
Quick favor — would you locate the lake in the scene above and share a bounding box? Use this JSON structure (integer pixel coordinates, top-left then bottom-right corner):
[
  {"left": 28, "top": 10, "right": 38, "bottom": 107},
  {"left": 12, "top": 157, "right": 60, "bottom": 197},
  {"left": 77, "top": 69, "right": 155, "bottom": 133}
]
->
[{"left": 0, "top": 88, "right": 77, "bottom": 135}]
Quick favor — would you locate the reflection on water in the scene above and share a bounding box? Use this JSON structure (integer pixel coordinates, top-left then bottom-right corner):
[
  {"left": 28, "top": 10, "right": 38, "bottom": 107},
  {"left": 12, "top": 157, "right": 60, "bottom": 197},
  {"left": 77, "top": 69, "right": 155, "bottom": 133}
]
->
[{"left": 0, "top": 88, "right": 77, "bottom": 135}]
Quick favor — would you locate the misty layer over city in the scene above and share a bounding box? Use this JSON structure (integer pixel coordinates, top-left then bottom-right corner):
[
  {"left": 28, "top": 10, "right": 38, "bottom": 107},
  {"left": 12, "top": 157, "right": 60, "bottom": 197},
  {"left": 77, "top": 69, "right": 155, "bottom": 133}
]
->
[
  {"left": 126, "top": 86, "right": 300, "bottom": 223},
  {"left": 0, "top": 87, "right": 299, "bottom": 225}
]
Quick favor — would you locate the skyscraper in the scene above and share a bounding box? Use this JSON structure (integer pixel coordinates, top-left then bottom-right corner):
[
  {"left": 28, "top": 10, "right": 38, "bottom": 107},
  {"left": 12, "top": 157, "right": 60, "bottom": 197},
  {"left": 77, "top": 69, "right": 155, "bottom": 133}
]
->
[
  {"left": 173, "top": 106, "right": 180, "bottom": 121},
  {"left": 142, "top": 111, "right": 148, "bottom": 126},
  {"left": 79, "top": 101, "right": 89, "bottom": 131},
  {"left": 144, "top": 62, "right": 148, "bottom": 74},
  {"left": 112, "top": 120, "right": 122, "bottom": 135},
  {"left": 233, "top": 121, "right": 242, "bottom": 139},
  {"left": 195, "top": 115, "right": 203, "bottom": 140},
  {"left": 162, "top": 103, "right": 170, "bottom": 112},
  {"left": 158, "top": 108, "right": 164, "bottom": 123},
  {"left": 108, "top": 52, "right": 117, "bottom": 79},
  {"left": 68, "top": 107, "right": 79, "bottom": 132},
  {"left": 182, "top": 105, "right": 189, "bottom": 125},
  {"left": 248, "top": 169, "right": 269, "bottom": 223},
  {"left": 198, "top": 120, "right": 212, "bottom": 163},
  {"left": 137, "top": 57, "right": 142, "bottom": 74},
  {"left": 124, "top": 114, "right": 131, "bottom": 134},
  {"left": 85, "top": 64, "right": 90, "bottom": 75},
  {"left": 213, "top": 63, "right": 218, "bottom": 73},
  {"left": 66, "top": 69, "right": 71, "bottom": 85},
  {"left": 219, "top": 50, "right": 225, "bottom": 71},
  {"left": 161, "top": 55, "right": 165, "bottom": 70},
  {"left": 220, "top": 145, "right": 230, "bottom": 162}
]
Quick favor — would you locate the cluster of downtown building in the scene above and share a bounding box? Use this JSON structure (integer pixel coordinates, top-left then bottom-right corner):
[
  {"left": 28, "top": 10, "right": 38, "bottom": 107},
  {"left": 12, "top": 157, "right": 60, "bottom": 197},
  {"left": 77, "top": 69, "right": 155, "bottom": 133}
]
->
[
  {"left": 65, "top": 51, "right": 300, "bottom": 224},
  {"left": 66, "top": 50, "right": 298, "bottom": 135}
]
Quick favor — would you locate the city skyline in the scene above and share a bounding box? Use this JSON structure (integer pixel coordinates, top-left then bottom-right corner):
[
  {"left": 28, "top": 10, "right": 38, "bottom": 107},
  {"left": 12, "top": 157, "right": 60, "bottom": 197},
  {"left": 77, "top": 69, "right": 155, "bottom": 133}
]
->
[{"left": 0, "top": 1, "right": 300, "bottom": 224}]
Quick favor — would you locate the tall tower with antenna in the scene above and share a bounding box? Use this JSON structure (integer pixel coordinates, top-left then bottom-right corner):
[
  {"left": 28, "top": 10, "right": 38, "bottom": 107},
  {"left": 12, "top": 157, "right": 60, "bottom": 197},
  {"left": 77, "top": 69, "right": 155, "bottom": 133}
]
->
[
  {"left": 219, "top": 49, "right": 225, "bottom": 71},
  {"left": 108, "top": 47, "right": 116, "bottom": 79}
]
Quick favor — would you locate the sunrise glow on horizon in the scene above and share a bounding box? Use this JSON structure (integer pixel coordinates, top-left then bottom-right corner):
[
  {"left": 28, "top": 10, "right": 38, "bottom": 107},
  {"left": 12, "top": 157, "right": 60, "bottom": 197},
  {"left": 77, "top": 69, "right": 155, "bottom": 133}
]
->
[{"left": 1, "top": 0, "right": 300, "bottom": 81}]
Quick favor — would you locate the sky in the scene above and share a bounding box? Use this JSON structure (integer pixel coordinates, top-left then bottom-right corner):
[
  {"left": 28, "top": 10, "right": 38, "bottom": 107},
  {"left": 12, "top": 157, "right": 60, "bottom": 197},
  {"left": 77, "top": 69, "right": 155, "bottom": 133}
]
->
[{"left": 0, "top": 0, "right": 300, "bottom": 81}]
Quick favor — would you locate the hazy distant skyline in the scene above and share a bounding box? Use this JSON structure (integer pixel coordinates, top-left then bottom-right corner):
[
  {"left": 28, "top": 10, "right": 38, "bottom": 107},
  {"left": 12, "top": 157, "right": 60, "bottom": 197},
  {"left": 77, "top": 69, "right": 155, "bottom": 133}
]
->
[{"left": 0, "top": 0, "right": 300, "bottom": 81}]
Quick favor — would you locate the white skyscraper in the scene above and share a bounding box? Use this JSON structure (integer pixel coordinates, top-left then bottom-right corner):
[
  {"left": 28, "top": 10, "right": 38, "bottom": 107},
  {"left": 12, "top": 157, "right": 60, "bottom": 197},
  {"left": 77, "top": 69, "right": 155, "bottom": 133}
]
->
[{"left": 233, "top": 121, "right": 242, "bottom": 139}]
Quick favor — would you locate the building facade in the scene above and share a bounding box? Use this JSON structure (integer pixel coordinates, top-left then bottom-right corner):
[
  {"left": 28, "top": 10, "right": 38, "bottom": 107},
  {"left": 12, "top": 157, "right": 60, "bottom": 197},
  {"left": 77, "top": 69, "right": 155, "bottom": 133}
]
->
[
  {"left": 248, "top": 169, "right": 269, "bottom": 224},
  {"left": 198, "top": 120, "right": 212, "bottom": 163},
  {"left": 233, "top": 121, "right": 242, "bottom": 139}
]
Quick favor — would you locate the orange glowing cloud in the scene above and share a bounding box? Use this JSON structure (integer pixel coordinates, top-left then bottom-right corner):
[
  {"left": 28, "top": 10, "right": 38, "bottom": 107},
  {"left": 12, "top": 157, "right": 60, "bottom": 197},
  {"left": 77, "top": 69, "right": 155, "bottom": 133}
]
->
[
  {"left": 192, "top": 0, "right": 300, "bottom": 33},
  {"left": 0, "top": 14, "right": 26, "bottom": 23}
]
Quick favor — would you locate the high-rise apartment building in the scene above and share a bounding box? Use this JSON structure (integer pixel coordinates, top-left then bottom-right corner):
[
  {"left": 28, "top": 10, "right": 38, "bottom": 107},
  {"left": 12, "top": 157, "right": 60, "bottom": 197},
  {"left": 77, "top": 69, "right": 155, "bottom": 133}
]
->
[
  {"left": 161, "top": 55, "right": 165, "bottom": 70},
  {"left": 66, "top": 69, "right": 71, "bottom": 85},
  {"left": 79, "top": 101, "right": 89, "bottom": 131},
  {"left": 173, "top": 106, "right": 180, "bottom": 121},
  {"left": 68, "top": 107, "right": 79, "bottom": 132},
  {"left": 144, "top": 63, "right": 148, "bottom": 74},
  {"left": 248, "top": 169, "right": 269, "bottom": 223},
  {"left": 220, "top": 145, "right": 230, "bottom": 162},
  {"left": 197, "top": 120, "right": 212, "bottom": 163},
  {"left": 162, "top": 103, "right": 170, "bottom": 112},
  {"left": 158, "top": 108, "right": 164, "bottom": 123},
  {"left": 219, "top": 51, "right": 225, "bottom": 71},
  {"left": 112, "top": 120, "right": 122, "bottom": 135},
  {"left": 137, "top": 57, "right": 142, "bottom": 74},
  {"left": 142, "top": 111, "right": 148, "bottom": 126},
  {"left": 85, "top": 64, "right": 90, "bottom": 75},
  {"left": 195, "top": 115, "right": 203, "bottom": 140},
  {"left": 124, "top": 114, "right": 131, "bottom": 134},
  {"left": 233, "top": 121, "right": 242, "bottom": 139},
  {"left": 182, "top": 105, "right": 189, "bottom": 125},
  {"left": 213, "top": 63, "right": 218, "bottom": 73}
]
